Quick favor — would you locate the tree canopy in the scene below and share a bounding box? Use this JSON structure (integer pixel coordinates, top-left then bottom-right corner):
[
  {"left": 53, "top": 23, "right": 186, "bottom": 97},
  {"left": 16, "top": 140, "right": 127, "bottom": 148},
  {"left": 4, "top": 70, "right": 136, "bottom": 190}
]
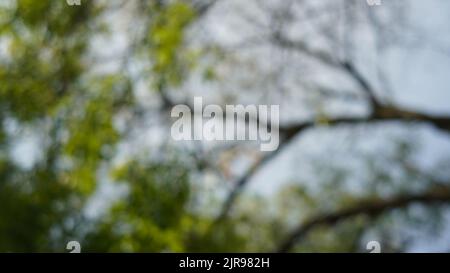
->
[{"left": 1, "top": 0, "right": 450, "bottom": 252}]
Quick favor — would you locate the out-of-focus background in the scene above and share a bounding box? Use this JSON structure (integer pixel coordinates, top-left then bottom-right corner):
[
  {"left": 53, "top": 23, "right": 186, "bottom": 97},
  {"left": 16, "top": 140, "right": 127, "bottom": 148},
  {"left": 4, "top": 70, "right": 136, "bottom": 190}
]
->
[{"left": 0, "top": 0, "right": 450, "bottom": 252}]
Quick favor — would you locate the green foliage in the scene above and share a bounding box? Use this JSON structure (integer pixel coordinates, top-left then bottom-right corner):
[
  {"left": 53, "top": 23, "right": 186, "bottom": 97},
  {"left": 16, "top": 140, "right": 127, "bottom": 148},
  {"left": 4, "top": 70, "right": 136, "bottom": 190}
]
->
[
  {"left": 83, "top": 160, "right": 192, "bottom": 252},
  {"left": 0, "top": 0, "right": 98, "bottom": 121},
  {"left": 148, "top": 1, "right": 196, "bottom": 87},
  {"left": 0, "top": 0, "right": 132, "bottom": 251},
  {"left": 0, "top": 0, "right": 256, "bottom": 252},
  {"left": 112, "top": 161, "right": 190, "bottom": 229}
]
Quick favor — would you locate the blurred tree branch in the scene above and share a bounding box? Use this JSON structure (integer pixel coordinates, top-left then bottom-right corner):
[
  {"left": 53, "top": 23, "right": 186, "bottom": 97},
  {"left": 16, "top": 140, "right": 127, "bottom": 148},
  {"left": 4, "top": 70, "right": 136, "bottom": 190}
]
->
[
  {"left": 213, "top": 32, "right": 450, "bottom": 222},
  {"left": 216, "top": 112, "right": 450, "bottom": 222},
  {"left": 277, "top": 185, "right": 450, "bottom": 253}
]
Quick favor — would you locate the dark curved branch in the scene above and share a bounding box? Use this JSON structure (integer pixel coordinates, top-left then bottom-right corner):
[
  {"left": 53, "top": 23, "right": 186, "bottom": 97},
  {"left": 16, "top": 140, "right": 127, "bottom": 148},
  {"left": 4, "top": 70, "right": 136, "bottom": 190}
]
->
[
  {"left": 214, "top": 145, "right": 286, "bottom": 223},
  {"left": 214, "top": 34, "right": 450, "bottom": 222},
  {"left": 272, "top": 33, "right": 380, "bottom": 109},
  {"left": 277, "top": 186, "right": 450, "bottom": 253},
  {"left": 215, "top": 112, "right": 450, "bottom": 222},
  {"left": 214, "top": 116, "right": 372, "bottom": 222}
]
